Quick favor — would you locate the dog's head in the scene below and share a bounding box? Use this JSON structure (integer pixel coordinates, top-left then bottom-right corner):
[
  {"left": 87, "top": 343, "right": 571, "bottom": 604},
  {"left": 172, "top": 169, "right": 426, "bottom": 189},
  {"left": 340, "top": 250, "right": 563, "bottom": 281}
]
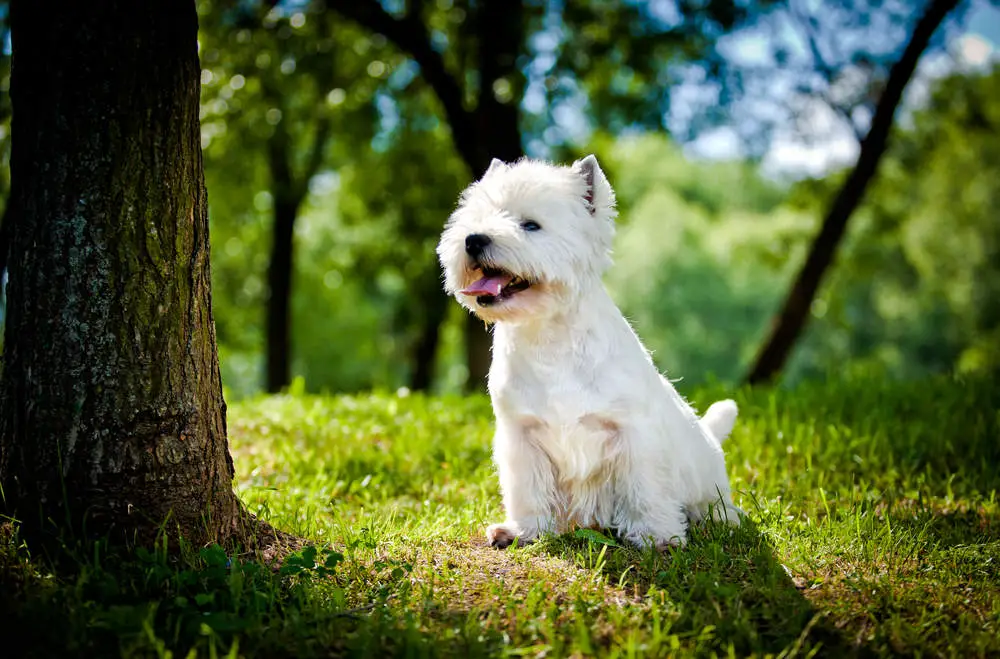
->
[{"left": 437, "top": 155, "right": 617, "bottom": 323}]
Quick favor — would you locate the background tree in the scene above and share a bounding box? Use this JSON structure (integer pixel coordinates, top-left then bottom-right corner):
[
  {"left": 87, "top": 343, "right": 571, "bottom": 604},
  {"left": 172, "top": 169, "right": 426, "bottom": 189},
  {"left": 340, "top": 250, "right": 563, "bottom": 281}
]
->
[
  {"left": 325, "top": 0, "right": 528, "bottom": 390},
  {"left": 745, "top": 0, "right": 962, "bottom": 384},
  {"left": 598, "top": 59, "right": 1000, "bottom": 386},
  {"left": 806, "top": 62, "right": 1000, "bottom": 378},
  {"left": 334, "top": 100, "right": 470, "bottom": 391},
  {"left": 199, "top": 0, "right": 468, "bottom": 394},
  {"left": 199, "top": 2, "right": 384, "bottom": 393},
  {"left": 0, "top": 0, "right": 253, "bottom": 547},
  {"left": 185, "top": 0, "right": 998, "bottom": 398},
  {"left": 325, "top": 0, "right": 773, "bottom": 390}
]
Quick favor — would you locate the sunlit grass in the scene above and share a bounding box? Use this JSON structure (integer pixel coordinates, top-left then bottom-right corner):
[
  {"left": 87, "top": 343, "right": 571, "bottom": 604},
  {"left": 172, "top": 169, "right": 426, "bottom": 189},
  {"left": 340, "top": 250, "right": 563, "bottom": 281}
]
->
[{"left": 3, "top": 375, "right": 999, "bottom": 657}]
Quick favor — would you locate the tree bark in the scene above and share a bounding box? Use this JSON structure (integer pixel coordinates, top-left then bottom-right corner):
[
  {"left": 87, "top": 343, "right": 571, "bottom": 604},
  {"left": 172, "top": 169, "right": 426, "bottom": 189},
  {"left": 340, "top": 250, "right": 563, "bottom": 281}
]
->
[
  {"left": 0, "top": 0, "right": 245, "bottom": 547},
  {"left": 744, "top": 0, "right": 959, "bottom": 386}
]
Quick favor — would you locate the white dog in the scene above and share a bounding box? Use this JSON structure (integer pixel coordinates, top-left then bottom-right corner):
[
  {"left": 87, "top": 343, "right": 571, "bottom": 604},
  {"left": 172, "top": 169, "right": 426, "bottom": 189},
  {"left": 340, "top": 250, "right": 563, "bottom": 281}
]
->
[{"left": 437, "top": 155, "right": 743, "bottom": 550}]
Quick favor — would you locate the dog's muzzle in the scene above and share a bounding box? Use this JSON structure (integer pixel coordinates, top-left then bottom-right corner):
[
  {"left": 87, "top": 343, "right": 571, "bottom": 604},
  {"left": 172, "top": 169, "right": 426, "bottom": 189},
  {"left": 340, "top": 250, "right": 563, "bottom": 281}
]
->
[{"left": 465, "top": 234, "right": 491, "bottom": 258}]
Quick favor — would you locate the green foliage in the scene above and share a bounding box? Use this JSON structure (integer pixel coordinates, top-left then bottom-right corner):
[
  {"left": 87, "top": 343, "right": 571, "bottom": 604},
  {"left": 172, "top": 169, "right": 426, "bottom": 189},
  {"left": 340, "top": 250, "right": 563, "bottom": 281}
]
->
[
  {"left": 549, "top": 0, "right": 778, "bottom": 139},
  {"left": 597, "top": 133, "right": 815, "bottom": 382},
  {"left": 4, "top": 377, "right": 999, "bottom": 656},
  {"left": 587, "top": 66, "right": 1000, "bottom": 385},
  {"left": 860, "top": 64, "right": 1000, "bottom": 375},
  {"left": 196, "top": 0, "right": 391, "bottom": 394},
  {"left": 0, "top": 534, "right": 349, "bottom": 658},
  {"left": 196, "top": 0, "right": 472, "bottom": 396},
  {"left": 782, "top": 64, "right": 1000, "bottom": 380},
  {"left": 185, "top": 1, "right": 995, "bottom": 394}
]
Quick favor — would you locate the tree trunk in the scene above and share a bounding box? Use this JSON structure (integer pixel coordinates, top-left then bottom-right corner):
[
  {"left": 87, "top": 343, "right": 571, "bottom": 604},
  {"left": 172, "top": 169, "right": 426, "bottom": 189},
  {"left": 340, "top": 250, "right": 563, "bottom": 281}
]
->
[
  {"left": 460, "top": 0, "right": 527, "bottom": 392},
  {"left": 474, "top": 0, "right": 526, "bottom": 170},
  {"left": 409, "top": 279, "right": 450, "bottom": 392},
  {"left": 744, "top": 0, "right": 959, "bottom": 386},
  {"left": 266, "top": 198, "right": 298, "bottom": 393},
  {"left": 0, "top": 197, "right": 12, "bottom": 276},
  {"left": 0, "top": 0, "right": 245, "bottom": 547},
  {"left": 259, "top": 59, "right": 331, "bottom": 394}
]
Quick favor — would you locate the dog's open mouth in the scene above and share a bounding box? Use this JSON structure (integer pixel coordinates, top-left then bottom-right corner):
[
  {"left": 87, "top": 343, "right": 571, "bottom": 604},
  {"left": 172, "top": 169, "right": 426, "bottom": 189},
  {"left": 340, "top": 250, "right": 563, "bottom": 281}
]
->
[{"left": 461, "top": 265, "right": 532, "bottom": 306}]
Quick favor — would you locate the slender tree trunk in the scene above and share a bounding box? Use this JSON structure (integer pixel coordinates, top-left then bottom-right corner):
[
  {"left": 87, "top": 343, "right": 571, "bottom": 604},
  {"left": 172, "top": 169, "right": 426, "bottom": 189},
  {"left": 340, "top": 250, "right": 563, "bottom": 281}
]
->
[
  {"left": 474, "top": 0, "right": 525, "bottom": 169},
  {"left": 0, "top": 0, "right": 245, "bottom": 547},
  {"left": 409, "top": 278, "right": 450, "bottom": 392},
  {"left": 266, "top": 198, "right": 298, "bottom": 393},
  {"left": 744, "top": 0, "right": 959, "bottom": 385},
  {"left": 259, "top": 42, "right": 332, "bottom": 394},
  {"left": 460, "top": 0, "right": 527, "bottom": 392}
]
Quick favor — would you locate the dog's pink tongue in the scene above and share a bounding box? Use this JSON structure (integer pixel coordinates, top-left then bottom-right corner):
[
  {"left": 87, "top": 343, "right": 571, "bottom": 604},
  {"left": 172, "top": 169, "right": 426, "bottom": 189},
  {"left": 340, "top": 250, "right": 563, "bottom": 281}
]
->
[{"left": 461, "top": 275, "right": 510, "bottom": 297}]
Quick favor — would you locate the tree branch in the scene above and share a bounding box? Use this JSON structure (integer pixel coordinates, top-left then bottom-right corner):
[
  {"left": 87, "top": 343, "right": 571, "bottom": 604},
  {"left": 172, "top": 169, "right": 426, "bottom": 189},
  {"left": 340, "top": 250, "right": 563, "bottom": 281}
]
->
[
  {"left": 296, "top": 115, "right": 331, "bottom": 199},
  {"left": 324, "top": 0, "right": 480, "bottom": 174},
  {"left": 294, "top": 14, "right": 336, "bottom": 200},
  {"left": 745, "top": 0, "right": 960, "bottom": 386},
  {"left": 261, "top": 82, "right": 297, "bottom": 203}
]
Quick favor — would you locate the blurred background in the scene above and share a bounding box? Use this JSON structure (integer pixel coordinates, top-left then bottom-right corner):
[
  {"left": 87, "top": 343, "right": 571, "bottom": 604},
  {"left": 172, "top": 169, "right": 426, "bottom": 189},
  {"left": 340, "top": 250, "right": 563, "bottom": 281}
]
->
[{"left": 0, "top": 0, "right": 998, "bottom": 398}]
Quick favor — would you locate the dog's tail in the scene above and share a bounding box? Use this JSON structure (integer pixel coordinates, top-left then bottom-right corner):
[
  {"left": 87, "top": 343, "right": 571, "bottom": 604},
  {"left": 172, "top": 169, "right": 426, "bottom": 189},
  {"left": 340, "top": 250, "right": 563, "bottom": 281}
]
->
[{"left": 702, "top": 399, "right": 738, "bottom": 443}]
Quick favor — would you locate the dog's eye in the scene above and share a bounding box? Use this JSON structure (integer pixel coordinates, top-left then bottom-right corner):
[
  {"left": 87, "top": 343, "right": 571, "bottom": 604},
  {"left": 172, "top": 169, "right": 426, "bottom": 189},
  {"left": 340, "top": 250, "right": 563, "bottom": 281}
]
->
[{"left": 521, "top": 220, "right": 542, "bottom": 232}]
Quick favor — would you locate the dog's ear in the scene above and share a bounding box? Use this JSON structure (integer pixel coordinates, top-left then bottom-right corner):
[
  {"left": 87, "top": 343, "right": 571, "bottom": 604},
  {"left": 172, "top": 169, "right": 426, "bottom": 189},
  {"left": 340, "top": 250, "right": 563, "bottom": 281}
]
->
[
  {"left": 483, "top": 158, "right": 507, "bottom": 178},
  {"left": 572, "top": 154, "right": 615, "bottom": 218}
]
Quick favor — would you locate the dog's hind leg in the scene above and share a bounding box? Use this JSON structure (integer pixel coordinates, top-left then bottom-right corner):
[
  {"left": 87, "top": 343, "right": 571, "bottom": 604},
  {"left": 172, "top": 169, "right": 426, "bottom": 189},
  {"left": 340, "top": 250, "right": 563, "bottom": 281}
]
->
[
  {"left": 618, "top": 491, "right": 689, "bottom": 551},
  {"left": 615, "top": 449, "right": 689, "bottom": 550},
  {"left": 486, "top": 423, "right": 559, "bottom": 549},
  {"left": 688, "top": 463, "right": 743, "bottom": 527}
]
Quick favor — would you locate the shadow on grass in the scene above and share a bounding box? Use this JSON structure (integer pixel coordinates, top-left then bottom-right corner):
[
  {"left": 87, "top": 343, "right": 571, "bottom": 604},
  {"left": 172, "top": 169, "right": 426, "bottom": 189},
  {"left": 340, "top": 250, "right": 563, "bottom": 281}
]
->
[
  {"left": 535, "top": 517, "right": 870, "bottom": 658},
  {"left": 0, "top": 520, "right": 509, "bottom": 659},
  {"left": 894, "top": 505, "right": 999, "bottom": 545}
]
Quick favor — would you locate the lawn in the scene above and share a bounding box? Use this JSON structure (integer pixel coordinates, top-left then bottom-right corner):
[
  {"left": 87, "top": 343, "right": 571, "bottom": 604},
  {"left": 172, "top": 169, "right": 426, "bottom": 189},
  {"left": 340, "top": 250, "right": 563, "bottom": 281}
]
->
[{"left": 2, "top": 376, "right": 999, "bottom": 657}]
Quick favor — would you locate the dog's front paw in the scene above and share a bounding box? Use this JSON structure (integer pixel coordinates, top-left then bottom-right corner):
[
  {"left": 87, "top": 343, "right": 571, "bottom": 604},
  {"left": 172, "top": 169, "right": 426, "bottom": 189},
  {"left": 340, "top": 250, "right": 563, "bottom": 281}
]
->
[
  {"left": 654, "top": 536, "right": 686, "bottom": 552},
  {"left": 486, "top": 523, "right": 523, "bottom": 549}
]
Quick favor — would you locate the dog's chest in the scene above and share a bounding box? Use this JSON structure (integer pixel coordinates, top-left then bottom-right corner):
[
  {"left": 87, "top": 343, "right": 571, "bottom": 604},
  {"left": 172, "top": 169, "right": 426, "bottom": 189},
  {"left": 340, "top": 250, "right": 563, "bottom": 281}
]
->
[
  {"left": 494, "top": 356, "right": 623, "bottom": 485},
  {"left": 530, "top": 413, "right": 622, "bottom": 490}
]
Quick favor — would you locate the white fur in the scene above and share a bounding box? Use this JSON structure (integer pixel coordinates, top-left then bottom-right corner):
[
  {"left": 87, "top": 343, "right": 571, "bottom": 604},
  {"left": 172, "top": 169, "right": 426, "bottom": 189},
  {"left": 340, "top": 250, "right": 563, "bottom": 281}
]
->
[{"left": 437, "top": 155, "right": 743, "bottom": 550}]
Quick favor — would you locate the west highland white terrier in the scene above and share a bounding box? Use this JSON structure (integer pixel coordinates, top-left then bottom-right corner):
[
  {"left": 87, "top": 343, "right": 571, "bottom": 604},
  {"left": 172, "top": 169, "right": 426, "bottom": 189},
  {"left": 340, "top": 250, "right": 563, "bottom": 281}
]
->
[{"left": 437, "top": 155, "right": 743, "bottom": 550}]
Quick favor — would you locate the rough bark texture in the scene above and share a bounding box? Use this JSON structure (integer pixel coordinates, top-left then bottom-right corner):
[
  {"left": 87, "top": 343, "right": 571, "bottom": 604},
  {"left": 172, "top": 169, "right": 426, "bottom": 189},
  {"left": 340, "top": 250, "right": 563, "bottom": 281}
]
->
[
  {"left": 745, "top": 0, "right": 959, "bottom": 385},
  {"left": 0, "top": 0, "right": 244, "bottom": 547},
  {"left": 327, "top": 0, "right": 527, "bottom": 392}
]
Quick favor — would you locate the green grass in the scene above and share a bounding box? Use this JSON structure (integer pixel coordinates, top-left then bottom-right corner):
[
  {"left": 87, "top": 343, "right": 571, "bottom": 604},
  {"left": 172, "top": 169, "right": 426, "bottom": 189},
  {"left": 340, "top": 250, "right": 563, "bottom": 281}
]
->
[{"left": 3, "top": 376, "right": 999, "bottom": 657}]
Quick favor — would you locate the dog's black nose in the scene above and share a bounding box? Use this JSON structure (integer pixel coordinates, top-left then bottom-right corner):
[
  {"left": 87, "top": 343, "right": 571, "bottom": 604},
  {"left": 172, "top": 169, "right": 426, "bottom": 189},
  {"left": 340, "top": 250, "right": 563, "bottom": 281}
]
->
[{"left": 465, "top": 234, "right": 492, "bottom": 257}]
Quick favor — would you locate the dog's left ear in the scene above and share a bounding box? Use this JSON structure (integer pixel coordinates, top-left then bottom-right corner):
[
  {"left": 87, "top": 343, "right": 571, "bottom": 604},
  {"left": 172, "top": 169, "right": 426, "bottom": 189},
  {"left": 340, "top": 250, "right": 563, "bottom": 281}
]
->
[{"left": 572, "top": 154, "right": 615, "bottom": 218}]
